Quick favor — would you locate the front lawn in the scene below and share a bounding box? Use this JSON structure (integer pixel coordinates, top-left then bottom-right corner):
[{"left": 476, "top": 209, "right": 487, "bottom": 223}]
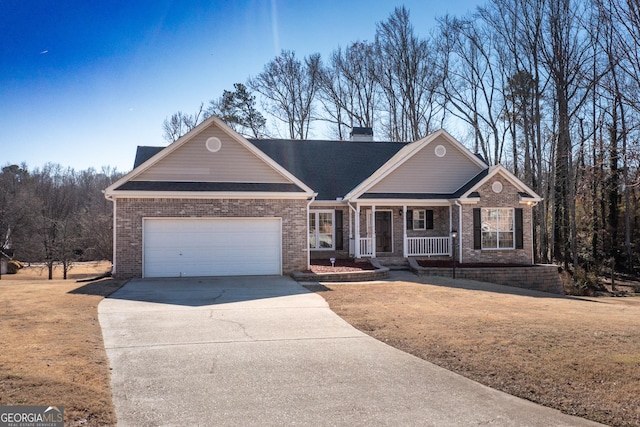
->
[
  {"left": 310, "top": 277, "right": 640, "bottom": 427},
  {"left": 0, "top": 262, "right": 123, "bottom": 426}
]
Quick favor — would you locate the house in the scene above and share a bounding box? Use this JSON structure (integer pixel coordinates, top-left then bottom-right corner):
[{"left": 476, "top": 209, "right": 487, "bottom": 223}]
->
[
  {"left": 104, "top": 116, "right": 542, "bottom": 279},
  {"left": 0, "top": 249, "right": 12, "bottom": 276}
]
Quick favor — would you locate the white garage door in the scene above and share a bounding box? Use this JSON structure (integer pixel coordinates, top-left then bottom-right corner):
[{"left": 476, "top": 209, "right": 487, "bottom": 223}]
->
[{"left": 143, "top": 218, "right": 282, "bottom": 278}]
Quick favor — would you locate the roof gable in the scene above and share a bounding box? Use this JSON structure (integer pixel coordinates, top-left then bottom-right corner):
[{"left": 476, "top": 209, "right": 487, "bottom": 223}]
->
[
  {"left": 346, "top": 129, "right": 487, "bottom": 199},
  {"left": 105, "top": 116, "right": 314, "bottom": 197},
  {"left": 135, "top": 121, "right": 289, "bottom": 184},
  {"left": 460, "top": 164, "right": 542, "bottom": 202}
]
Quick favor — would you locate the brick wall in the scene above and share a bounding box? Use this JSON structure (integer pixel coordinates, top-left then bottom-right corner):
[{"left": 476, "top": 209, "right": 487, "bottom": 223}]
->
[
  {"left": 460, "top": 175, "right": 534, "bottom": 264},
  {"left": 412, "top": 263, "right": 564, "bottom": 295},
  {"left": 114, "top": 197, "right": 308, "bottom": 278}
]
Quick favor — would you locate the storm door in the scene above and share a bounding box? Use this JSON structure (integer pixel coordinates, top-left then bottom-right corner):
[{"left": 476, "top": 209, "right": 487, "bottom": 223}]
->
[{"left": 375, "top": 211, "right": 392, "bottom": 253}]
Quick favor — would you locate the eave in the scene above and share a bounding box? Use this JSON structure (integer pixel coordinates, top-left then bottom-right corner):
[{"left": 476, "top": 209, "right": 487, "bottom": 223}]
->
[
  {"left": 104, "top": 191, "right": 313, "bottom": 200},
  {"left": 351, "top": 198, "right": 452, "bottom": 207}
]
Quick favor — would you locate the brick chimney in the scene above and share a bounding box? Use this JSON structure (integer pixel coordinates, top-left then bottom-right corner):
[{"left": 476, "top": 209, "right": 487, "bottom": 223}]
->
[{"left": 350, "top": 127, "right": 373, "bottom": 142}]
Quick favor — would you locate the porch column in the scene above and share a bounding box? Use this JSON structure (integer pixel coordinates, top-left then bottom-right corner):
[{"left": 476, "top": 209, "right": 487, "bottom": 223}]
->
[
  {"left": 371, "top": 205, "right": 376, "bottom": 258},
  {"left": 403, "top": 205, "right": 407, "bottom": 258},
  {"left": 349, "top": 208, "right": 353, "bottom": 256},
  {"left": 355, "top": 204, "right": 361, "bottom": 258},
  {"left": 458, "top": 202, "right": 463, "bottom": 263},
  {"left": 449, "top": 204, "right": 453, "bottom": 256}
]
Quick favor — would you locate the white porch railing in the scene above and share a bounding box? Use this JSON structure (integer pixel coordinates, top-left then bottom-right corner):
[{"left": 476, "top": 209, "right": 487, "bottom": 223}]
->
[
  {"left": 406, "top": 236, "right": 451, "bottom": 256},
  {"left": 359, "top": 237, "right": 373, "bottom": 257}
]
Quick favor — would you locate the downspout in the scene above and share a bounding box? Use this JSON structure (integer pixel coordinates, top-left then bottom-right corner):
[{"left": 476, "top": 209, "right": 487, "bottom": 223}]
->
[
  {"left": 306, "top": 194, "right": 317, "bottom": 270},
  {"left": 348, "top": 201, "right": 358, "bottom": 257},
  {"left": 371, "top": 205, "right": 376, "bottom": 258},
  {"left": 403, "top": 205, "right": 407, "bottom": 258},
  {"left": 454, "top": 200, "right": 463, "bottom": 264},
  {"left": 530, "top": 201, "right": 539, "bottom": 264},
  {"left": 103, "top": 190, "right": 116, "bottom": 277},
  {"left": 448, "top": 204, "right": 452, "bottom": 255}
]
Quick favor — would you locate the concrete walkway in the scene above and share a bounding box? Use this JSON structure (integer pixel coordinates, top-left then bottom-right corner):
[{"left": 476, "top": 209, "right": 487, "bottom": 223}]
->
[{"left": 99, "top": 276, "right": 603, "bottom": 426}]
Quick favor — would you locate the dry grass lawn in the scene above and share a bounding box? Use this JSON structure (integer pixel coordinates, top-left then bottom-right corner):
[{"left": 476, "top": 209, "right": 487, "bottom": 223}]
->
[
  {"left": 3, "top": 262, "right": 639, "bottom": 426},
  {"left": 0, "top": 262, "right": 124, "bottom": 426},
  {"left": 311, "top": 276, "right": 640, "bottom": 427}
]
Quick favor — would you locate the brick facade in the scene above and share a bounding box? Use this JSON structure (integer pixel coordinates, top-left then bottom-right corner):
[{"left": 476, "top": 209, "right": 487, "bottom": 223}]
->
[
  {"left": 460, "top": 175, "right": 534, "bottom": 264},
  {"left": 113, "top": 177, "right": 535, "bottom": 278},
  {"left": 114, "top": 197, "right": 308, "bottom": 279}
]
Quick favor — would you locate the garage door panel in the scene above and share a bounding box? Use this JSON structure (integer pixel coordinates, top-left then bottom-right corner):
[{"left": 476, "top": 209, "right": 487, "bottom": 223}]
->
[{"left": 143, "top": 218, "right": 281, "bottom": 277}]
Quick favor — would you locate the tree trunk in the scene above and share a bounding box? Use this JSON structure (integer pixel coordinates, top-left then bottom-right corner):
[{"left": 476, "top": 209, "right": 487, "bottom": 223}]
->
[{"left": 553, "top": 84, "right": 572, "bottom": 268}]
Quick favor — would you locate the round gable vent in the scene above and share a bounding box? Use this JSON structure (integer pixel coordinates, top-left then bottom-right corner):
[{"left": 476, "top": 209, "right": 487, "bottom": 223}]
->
[
  {"left": 206, "top": 137, "right": 222, "bottom": 152},
  {"left": 492, "top": 181, "right": 503, "bottom": 193},
  {"left": 435, "top": 144, "right": 446, "bottom": 157}
]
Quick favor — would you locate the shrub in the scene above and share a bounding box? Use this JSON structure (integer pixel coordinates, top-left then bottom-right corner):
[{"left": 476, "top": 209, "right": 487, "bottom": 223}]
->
[
  {"left": 561, "top": 267, "right": 604, "bottom": 296},
  {"left": 573, "top": 267, "right": 605, "bottom": 296}
]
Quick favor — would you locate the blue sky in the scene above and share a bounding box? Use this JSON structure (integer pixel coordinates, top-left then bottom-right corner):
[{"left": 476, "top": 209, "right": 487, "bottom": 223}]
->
[{"left": 1, "top": 0, "right": 479, "bottom": 172}]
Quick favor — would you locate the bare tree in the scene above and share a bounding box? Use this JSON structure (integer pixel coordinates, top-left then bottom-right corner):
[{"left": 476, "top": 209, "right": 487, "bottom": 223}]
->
[
  {"left": 30, "top": 165, "right": 81, "bottom": 279},
  {"left": 541, "top": 0, "right": 593, "bottom": 267},
  {"left": 437, "top": 14, "right": 505, "bottom": 163},
  {"left": 376, "top": 6, "right": 442, "bottom": 142},
  {"left": 76, "top": 166, "right": 124, "bottom": 262},
  {"left": 248, "top": 50, "right": 321, "bottom": 139},
  {"left": 478, "top": 0, "right": 551, "bottom": 261},
  {"left": 1, "top": 163, "right": 123, "bottom": 279},
  {"left": 318, "top": 41, "right": 379, "bottom": 139},
  {"left": 0, "top": 164, "right": 34, "bottom": 268},
  {"left": 162, "top": 103, "right": 208, "bottom": 143}
]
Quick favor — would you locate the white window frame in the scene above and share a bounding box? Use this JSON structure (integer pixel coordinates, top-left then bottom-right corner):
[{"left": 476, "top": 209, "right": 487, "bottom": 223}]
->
[
  {"left": 413, "top": 209, "right": 426, "bottom": 230},
  {"left": 481, "top": 207, "right": 515, "bottom": 250},
  {"left": 309, "top": 210, "right": 335, "bottom": 251}
]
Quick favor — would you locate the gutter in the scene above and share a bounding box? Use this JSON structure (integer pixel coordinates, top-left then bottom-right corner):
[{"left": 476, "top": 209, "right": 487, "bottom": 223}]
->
[
  {"left": 102, "top": 189, "right": 116, "bottom": 275},
  {"left": 306, "top": 193, "right": 318, "bottom": 270}
]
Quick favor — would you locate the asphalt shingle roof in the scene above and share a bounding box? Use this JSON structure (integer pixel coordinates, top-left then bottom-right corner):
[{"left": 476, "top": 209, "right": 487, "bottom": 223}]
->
[
  {"left": 133, "top": 146, "right": 164, "bottom": 168},
  {"left": 127, "top": 139, "right": 489, "bottom": 201},
  {"left": 250, "top": 139, "right": 406, "bottom": 200}
]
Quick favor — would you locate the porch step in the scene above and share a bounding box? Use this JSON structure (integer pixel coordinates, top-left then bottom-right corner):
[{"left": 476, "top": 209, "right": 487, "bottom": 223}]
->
[{"left": 373, "top": 257, "right": 410, "bottom": 271}]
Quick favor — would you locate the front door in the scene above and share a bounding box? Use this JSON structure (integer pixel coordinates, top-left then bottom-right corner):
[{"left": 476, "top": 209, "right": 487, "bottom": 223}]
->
[{"left": 375, "top": 211, "right": 392, "bottom": 253}]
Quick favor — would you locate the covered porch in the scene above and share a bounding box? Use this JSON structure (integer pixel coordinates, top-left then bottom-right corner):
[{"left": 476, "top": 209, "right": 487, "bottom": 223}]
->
[{"left": 347, "top": 202, "right": 459, "bottom": 259}]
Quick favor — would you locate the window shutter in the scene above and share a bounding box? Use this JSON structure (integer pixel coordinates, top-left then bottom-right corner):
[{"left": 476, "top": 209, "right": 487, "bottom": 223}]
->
[
  {"left": 406, "top": 209, "right": 413, "bottom": 230},
  {"left": 335, "top": 210, "right": 343, "bottom": 250},
  {"left": 473, "top": 208, "right": 482, "bottom": 250},
  {"left": 515, "top": 208, "right": 523, "bottom": 249},
  {"left": 426, "top": 210, "right": 434, "bottom": 229}
]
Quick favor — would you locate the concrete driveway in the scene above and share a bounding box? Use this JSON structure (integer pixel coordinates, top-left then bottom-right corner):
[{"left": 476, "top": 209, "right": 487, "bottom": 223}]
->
[{"left": 99, "top": 276, "right": 602, "bottom": 426}]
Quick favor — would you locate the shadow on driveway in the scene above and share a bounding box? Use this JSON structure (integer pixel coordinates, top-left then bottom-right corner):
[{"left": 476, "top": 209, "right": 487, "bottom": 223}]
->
[{"left": 105, "top": 275, "right": 311, "bottom": 307}]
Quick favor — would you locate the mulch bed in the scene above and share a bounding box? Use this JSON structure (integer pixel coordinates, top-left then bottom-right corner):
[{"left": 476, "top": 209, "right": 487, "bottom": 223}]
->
[{"left": 304, "top": 259, "right": 376, "bottom": 273}]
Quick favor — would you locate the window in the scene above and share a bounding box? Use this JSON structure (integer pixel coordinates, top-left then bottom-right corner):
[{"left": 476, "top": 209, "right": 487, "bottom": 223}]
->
[
  {"left": 309, "top": 211, "right": 334, "bottom": 250},
  {"left": 481, "top": 208, "right": 514, "bottom": 249},
  {"left": 410, "top": 209, "right": 434, "bottom": 230},
  {"left": 413, "top": 210, "right": 426, "bottom": 230}
]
